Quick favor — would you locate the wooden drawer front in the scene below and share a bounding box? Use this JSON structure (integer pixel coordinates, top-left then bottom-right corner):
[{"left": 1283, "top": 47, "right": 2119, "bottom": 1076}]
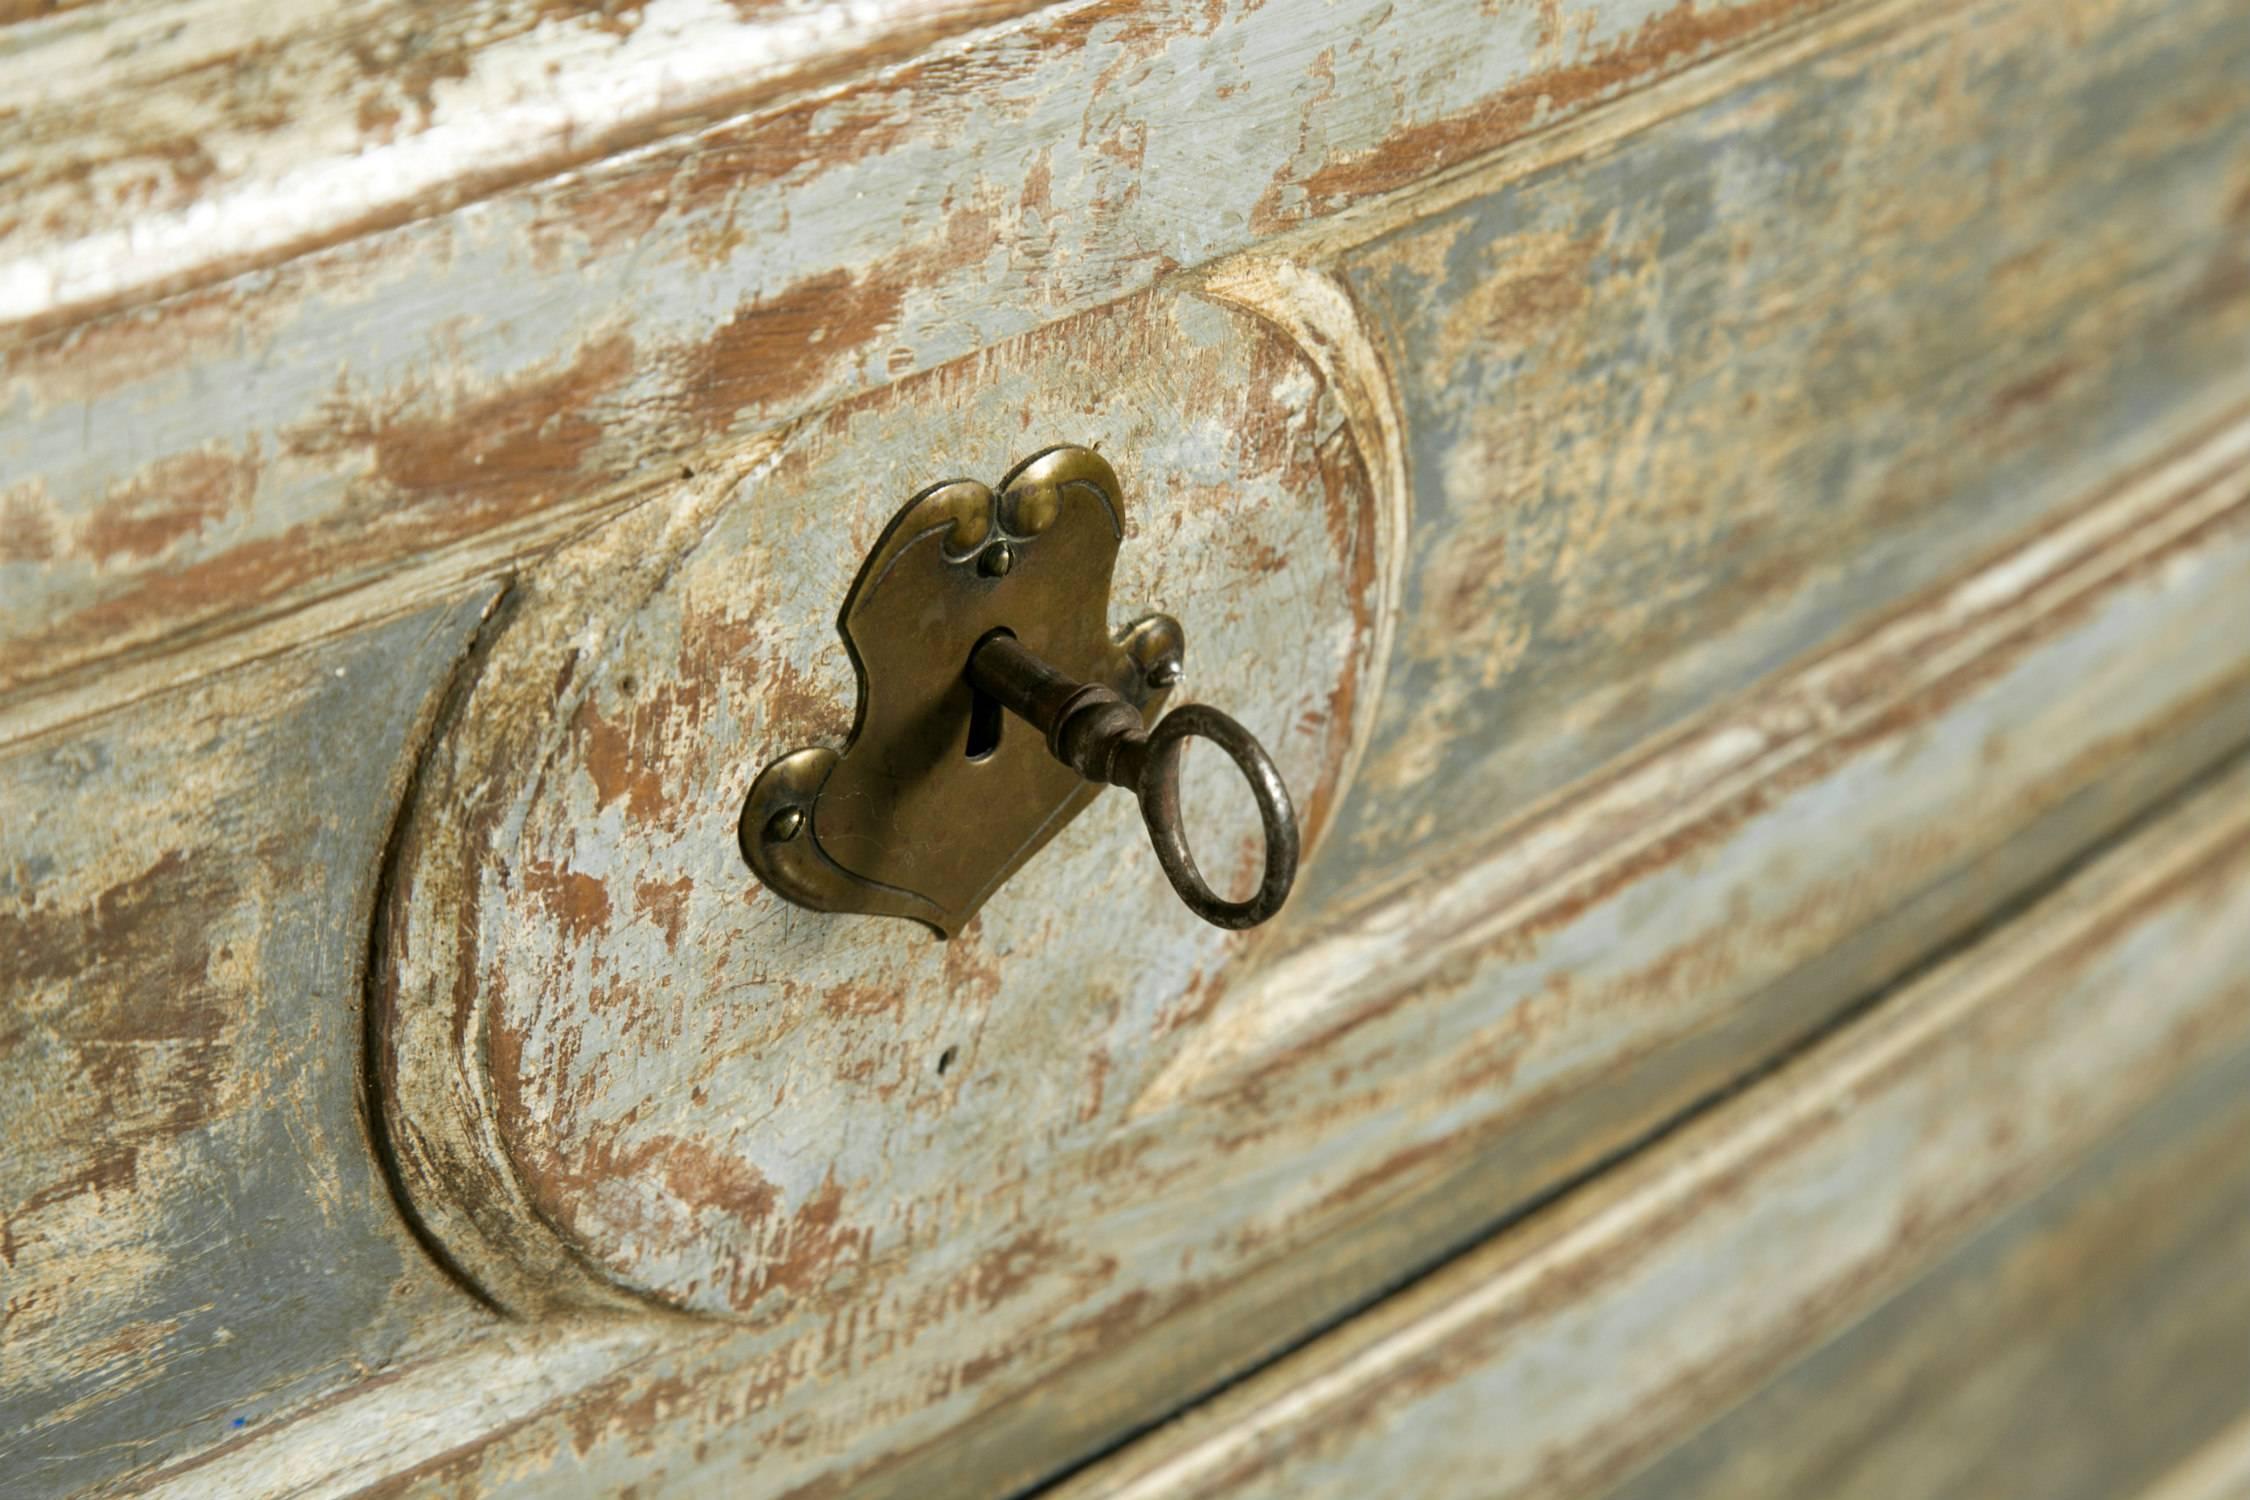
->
[
  {"left": 1, "top": 0, "right": 1844, "bottom": 709},
  {"left": 1052, "top": 754, "right": 2250, "bottom": 1500},
  {"left": 1323, "top": 0, "right": 2250, "bottom": 901},
  {"left": 1, "top": 0, "right": 2247, "bottom": 1493}
]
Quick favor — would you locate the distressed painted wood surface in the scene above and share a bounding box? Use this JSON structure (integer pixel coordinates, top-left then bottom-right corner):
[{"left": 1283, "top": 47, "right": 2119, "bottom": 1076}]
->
[
  {"left": 2, "top": 0, "right": 2248, "bottom": 1492},
  {"left": 1608, "top": 971, "right": 2250, "bottom": 1500},
  {"left": 375, "top": 284, "right": 1386, "bottom": 1317},
  {"left": 858, "top": 414, "right": 2250, "bottom": 1500},
  {"left": 1305, "top": 0, "right": 2250, "bottom": 913},
  {"left": 320, "top": 0, "right": 2248, "bottom": 1478},
  {"left": 0, "top": 0, "right": 1054, "bottom": 329},
  {"left": 2, "top": 0, "right": 1843, "bottom": 334},
  {"left": 1049, "top": 752, "right": 2250, "bottom": 1500},
  {"left": 106, "top": 386, "right": 2250, "bottom": 1499},
  {"left": 0, "top": 0, "right": 1848, "bottom": 718},
  {"left": 0, "top": 594, "right": 502, "bottom": 1495}
]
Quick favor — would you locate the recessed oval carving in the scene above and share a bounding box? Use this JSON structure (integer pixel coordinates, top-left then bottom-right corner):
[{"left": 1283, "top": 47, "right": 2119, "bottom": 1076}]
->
[{"left": 372, "top": 285, "right": 1391, "bottom": 1317}]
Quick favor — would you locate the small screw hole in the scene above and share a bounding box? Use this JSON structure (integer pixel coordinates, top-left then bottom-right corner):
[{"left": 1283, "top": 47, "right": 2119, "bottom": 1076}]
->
[
  {"left": 617, "top": 673, "right": 638, "bottom": 695},
  {"left": 936, "top": 1045, "right": 959, "bottom": 1077}
]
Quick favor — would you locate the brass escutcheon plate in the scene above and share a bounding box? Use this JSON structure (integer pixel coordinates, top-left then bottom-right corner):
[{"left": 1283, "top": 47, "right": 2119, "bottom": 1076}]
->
[{"left": 741, "top": 446, "right": 1182, "bottom": 937}]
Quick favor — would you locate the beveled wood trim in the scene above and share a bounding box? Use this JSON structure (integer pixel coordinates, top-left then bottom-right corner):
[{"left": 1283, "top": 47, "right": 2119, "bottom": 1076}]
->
[
  {"left": 1, "top": 0, "right": 1877, "bottom": 716},
  {"left": 0, "top": 0, "right": 1057, "bottom": 335},
  {"left": 1047, "top": 754, "right": 2250, "bottom": 1500},
  {"left": 103, "top": 382, "right": 2250, "bottom": 1500}
]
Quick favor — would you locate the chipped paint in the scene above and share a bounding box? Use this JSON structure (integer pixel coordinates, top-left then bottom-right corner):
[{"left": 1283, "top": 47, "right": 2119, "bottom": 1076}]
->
[
  {"left": 4, "top": 0, "right": 2250, "bottom": 1493},
  {"left": 1052, "top": 756, "right": 2250, "bottom": 1500},
  {"left": 0, "top": 595, "right": 503, "bottom": 1494},
  {"left": 0, "top": 0, "right": 1841, "bottom": 709},
  {"left": 375, "top": 285, "right": 1388, "bottom": 1318}
]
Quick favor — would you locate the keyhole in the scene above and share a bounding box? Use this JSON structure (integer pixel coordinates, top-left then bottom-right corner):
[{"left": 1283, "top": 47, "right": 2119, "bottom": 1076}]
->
[
  {"left": 966, "top": 682, "right": 1003, "bottom": 760},
  {"left": 966, "top": 628, "right": 1013, "bottom": 761}
]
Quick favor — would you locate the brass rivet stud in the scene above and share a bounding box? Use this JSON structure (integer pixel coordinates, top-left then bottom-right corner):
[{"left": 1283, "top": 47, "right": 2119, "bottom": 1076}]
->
[
  {"left": 980, "top": 541, "right": 1016, "bottom": 578},
  {"left": 1147, "top": 655, "right": 1184, "bottom": 690},
  {"left": 765, "top": 806, "right": 806, "bottom": 843}
]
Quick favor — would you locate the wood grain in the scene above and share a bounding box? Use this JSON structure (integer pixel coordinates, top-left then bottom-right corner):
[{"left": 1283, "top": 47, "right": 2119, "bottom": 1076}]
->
[
  {"left": 1, "top": 0, "right": 1848, "bottom": 336},
  {"left": 3, "top": 0, "right": 2247, "bottom": 1491},
  {"left": 1047, "top": 753, "right": 2250, "bottom": 1500},
  {"left": 109, "top": 381, "right": 2250, "bottom": 1500},
  {"left": 0, "top": 592, "right": 500, "bottom": 1495},
  {"left": 372, "top": 283, "right": 1389, "bottom": 1318},
  {"left": 1314, "top": 0, "right": 2250, "bottom": 914},
  {"left": 0, "top": 0, "right": 1848, "bottom": 720},
  {"left": 1608, "top": 985, "right": 2250, "bottom": 1500},
  {"left": 0, "top": 0, "right": 1057, "bottom": 331}
]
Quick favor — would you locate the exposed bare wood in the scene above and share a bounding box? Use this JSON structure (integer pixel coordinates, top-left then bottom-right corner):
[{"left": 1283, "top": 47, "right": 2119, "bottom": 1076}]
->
[
  {"left": 1606, "top": 993, "right": 2250, "bottom": 1500},
  {"left": 81, "top": 382, "right": 2250, "bottom": 1500},
  {"left": 1312, "top": 0, "right": 2250, "bottom": 912},
  {"left": 0, "top": 592, "right": 503, "bottom": 1494},
  {"left": 4, "top": 0, "right": 2247, "bottom": 1490},
  {"left": 1047, "top": 755, "right": 2250, "bottom": 1500},
  {"left": 1146, "top": 405, "right": 2250, "bottom": 1106},
  {"left": 0, "top": 0, "right": 1058, "bottom": 331},
  {"left": 371, "top": 282, "right": 1391, "bottom": 1319},
  {"left": 0, "top": 0, "right": 1863, "bottom": 716}
]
